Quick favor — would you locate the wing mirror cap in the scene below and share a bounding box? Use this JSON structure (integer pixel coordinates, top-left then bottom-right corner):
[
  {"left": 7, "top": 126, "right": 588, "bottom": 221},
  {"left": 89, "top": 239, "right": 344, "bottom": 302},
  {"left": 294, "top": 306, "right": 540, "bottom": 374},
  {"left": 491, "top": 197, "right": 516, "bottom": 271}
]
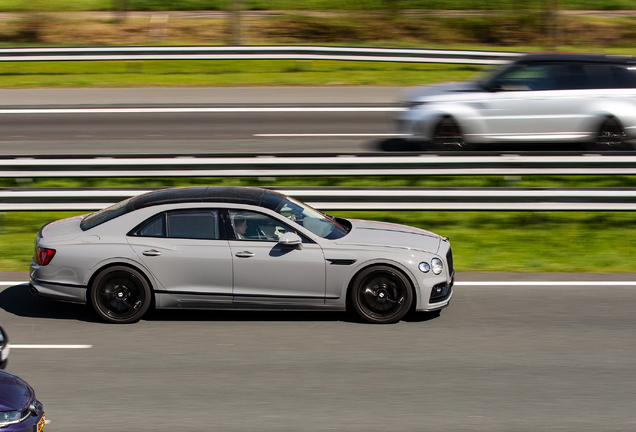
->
[{"left": 278, "top": 232, "right": 303, "bottom": 249}]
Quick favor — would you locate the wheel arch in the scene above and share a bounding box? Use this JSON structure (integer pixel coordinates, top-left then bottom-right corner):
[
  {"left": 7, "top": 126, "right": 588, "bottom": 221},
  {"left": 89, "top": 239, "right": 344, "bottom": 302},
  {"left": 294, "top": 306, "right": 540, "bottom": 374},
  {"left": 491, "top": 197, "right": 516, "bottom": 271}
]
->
[
  {"left": 86, "top": 261, "right": 156, "bottom": 310},
  {"left": 423, "top": 102, "right": 486, "bottom": 142},
  {"left": 345, "top": 261, "right": 418, "bottom": 313}
]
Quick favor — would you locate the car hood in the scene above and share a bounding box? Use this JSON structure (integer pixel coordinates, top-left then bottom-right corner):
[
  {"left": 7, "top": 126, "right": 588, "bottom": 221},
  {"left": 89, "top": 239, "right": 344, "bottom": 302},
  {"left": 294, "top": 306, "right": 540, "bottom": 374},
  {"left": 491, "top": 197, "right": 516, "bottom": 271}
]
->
[
  {"left": 0, "top": 370, "right": 34, "bottom": 411},
  {"left": 41, "top": 215, "right": 84, "bottom": 239},
  {"left": 334, "top": 219, "right": 441, "bottom": 253},
  {"left": 402, "top": 80, "right": 484, "bottom": 102}
]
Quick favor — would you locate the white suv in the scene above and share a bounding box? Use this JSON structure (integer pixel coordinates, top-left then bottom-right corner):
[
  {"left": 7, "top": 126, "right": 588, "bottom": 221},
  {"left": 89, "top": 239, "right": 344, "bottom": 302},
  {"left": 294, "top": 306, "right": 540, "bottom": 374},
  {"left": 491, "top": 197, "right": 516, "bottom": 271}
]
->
[{"left": 396, "top": 53, "right": 636, "bottom": 150}]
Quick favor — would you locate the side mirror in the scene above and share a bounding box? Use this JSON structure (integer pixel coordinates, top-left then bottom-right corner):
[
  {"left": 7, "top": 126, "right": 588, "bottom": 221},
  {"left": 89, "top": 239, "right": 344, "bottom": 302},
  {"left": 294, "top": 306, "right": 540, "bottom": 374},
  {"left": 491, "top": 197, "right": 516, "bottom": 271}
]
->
[{"left": 278, "top": 232, "right": 303, "bottom": 249}]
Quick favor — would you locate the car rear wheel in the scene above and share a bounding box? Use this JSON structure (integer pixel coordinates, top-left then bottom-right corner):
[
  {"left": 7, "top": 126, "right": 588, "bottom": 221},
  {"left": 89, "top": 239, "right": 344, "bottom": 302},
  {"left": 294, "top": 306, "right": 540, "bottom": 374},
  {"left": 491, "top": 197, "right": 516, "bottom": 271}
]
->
[
  {"left": 350, "top": 266, "right": 413, "bottom": 324},
  {"left": 432, "top": 117, "right": 474, "bottom": 150},
  {"left": 588, "top": 117, "right": 627, "bottom": 150},
  {"left": 90, "top": 266, "right": 152, "bottom": 324}
]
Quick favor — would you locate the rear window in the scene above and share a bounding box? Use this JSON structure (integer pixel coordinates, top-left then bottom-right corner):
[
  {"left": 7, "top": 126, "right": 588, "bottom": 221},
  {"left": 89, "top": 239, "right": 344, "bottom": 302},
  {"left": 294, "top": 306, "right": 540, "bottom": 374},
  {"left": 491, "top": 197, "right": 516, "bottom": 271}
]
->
[{"left": 80, "top": 198, "right": 133, "bottom": 231}]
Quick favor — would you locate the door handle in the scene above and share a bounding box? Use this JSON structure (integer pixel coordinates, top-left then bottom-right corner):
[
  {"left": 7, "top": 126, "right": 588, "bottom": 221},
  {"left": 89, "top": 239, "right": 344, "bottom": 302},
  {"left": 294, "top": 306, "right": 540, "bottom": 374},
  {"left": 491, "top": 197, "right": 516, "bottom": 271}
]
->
[
  {"left": 142, "top": 249, "right": 162, "bottom": 257},
  {"left": 235, "top": 251, "right": 255, "bottom": 258}
]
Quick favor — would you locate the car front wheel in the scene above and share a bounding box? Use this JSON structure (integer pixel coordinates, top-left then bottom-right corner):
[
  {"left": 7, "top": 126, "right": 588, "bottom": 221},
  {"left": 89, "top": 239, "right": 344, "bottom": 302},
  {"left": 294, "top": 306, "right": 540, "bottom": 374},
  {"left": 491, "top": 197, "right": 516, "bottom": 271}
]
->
[
  {"left": 90, "top": 266, "right": 152, "bottom": 324},
  {"left": 432, "top": 116, "right": 475, "bottom": 150},
  {"left": 350, "top": 266, "right": 413, "bottom": 324}
]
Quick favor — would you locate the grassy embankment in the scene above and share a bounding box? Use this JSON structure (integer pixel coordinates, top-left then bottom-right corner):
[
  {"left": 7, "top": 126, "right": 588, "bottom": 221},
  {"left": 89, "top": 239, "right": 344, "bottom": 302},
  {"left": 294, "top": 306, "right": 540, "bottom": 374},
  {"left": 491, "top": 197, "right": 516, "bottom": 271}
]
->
[
  {"left": 0, "top": 3, "right": 635, "bottom": 272},
  {"left": 4, "top": 176, "right": 636, "bottom": 273}
]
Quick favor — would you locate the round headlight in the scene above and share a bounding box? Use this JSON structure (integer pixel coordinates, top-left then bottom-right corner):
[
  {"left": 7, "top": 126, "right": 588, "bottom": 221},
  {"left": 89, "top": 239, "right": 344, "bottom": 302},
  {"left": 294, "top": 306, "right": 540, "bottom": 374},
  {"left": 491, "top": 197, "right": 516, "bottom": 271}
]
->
[
  {"left": 431, "top": 258, "right": 443, "bottom": 275},
  {"left": 418, "top": 262, "right": 430, "bottom": 273}
]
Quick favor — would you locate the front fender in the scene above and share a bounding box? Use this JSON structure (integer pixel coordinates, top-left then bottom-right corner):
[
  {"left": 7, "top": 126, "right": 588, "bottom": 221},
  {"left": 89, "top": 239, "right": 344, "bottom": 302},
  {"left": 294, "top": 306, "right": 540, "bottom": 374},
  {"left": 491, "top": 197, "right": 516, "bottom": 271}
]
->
[{"left": 405, "top": 103, "right": 489, "bottom": 143}]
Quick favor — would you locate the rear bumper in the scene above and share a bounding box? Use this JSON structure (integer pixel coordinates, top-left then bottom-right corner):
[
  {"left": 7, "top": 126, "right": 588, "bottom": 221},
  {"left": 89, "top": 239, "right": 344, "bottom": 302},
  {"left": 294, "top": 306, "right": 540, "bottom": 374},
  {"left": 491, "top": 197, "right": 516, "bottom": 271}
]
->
[{"left": 29, "top": 279, "right": 86, "bottom": 304}]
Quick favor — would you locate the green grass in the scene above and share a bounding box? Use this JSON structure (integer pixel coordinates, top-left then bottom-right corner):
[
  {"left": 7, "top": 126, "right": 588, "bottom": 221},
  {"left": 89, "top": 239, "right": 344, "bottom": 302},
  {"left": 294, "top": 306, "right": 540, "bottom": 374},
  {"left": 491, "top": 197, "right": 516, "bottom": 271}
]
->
[
  {"left": 0, "top": 60, "right": 489, "bottom": 88},
  {"left": 3, "top": 176, "right": 636, "bottom": 273},
  {"left": 5, "top": 209, "right": 636, "bottom": 273}
]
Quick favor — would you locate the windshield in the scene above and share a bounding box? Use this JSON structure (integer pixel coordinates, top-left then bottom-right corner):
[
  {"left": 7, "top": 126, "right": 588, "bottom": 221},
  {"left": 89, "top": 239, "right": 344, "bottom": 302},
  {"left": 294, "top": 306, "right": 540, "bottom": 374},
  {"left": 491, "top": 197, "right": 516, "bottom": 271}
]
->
[
  {"left": 276, "top": 197, "right": 348, "bottom": 240},
  {"left": 473, "top": 63, "right": 507, "bottom": 84}
]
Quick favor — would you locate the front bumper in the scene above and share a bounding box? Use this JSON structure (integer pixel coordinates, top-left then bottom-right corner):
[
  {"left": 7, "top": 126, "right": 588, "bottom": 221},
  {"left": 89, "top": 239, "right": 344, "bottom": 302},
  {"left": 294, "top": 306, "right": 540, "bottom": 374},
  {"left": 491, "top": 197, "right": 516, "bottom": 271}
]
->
[
  {"left": 423, "top": 276, "right": 454, "bottom": 312},
  {"left": 2, "top": 402, "right": 44, "bottom": 432}
]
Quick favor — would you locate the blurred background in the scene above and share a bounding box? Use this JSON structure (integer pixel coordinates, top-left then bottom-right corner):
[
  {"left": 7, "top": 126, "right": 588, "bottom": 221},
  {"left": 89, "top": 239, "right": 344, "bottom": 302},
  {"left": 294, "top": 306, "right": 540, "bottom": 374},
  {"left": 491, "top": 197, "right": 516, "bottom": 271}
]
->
[{"left": 1, "top": 2, "right": 636, "bottom": 432}]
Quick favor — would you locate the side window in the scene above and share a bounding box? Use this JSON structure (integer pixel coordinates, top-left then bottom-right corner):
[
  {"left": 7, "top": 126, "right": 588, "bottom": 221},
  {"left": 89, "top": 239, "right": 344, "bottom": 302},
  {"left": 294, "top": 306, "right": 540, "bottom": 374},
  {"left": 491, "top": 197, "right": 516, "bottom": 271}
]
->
[
  {"left": 610, "top": 66, "right": 636, "bottom": 88},
  {"left": 552, "top": 65, "right": 587, "bottom": 90},
  {"left": 229, "top": 210, "right": 299, "bottom": 242},
  {"left": 167, "top": 210, "right": 219, "bottom": 240},
  {"left": 583, "top": 65, "right": 615, "bottom": 89},
  {"left": 487, "top": 64, "right": 555, "bottom": 91},
  {"left": 138, "top": 214, "right": 166, "bottom": 237}
]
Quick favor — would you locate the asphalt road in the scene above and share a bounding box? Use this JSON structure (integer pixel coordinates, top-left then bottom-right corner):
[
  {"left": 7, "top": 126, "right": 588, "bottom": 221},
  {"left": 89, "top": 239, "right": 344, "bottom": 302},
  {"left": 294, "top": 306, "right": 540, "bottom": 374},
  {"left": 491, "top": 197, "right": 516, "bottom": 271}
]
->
[
  {"left": 2, "top": 272, "right": 636, "bottom": 432},
  {"left": 0, "top": 87, "right": 405, "bottom": 156}
]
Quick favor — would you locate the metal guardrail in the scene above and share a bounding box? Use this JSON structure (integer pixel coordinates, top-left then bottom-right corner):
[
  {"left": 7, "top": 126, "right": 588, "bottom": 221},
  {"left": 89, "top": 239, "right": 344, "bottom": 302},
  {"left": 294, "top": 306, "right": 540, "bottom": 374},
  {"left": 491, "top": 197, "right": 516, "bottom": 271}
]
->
[
  {"left": 2, "top": 187, "right": 636, "bottom": 211},
  {"left": 0, "top": 46, "right": 522, "bottom": 65},
  {"left": 3, "top": 154, "right": 636, "bottom": 211},
  {"left": 2, "top": 154, "right": 636, "bottom": 178}
]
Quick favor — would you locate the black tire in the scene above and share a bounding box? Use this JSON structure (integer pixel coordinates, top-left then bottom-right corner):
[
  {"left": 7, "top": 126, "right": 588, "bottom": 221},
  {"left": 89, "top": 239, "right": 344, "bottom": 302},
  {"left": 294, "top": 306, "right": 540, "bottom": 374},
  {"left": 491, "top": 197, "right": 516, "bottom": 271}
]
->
[
  {"left": 349, "top": 266, "right": 413, "bottom": 324},
  {"left": 432, "top": 116, "right": 474, "bottom": 150},
  {"left": 587, "top": 117, "right": 627, "bottom": 150},
  {"left": 90, "top": 266, "right": 152, "bottom": 324}
]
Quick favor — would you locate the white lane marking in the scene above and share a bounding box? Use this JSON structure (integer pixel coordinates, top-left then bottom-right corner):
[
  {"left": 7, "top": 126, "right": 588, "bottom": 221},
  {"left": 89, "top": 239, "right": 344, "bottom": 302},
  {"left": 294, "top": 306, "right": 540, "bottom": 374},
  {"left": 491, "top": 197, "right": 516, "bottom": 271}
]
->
[
  {"left": 11, "top": 345, "right": 93, "bottom": 349},
  {"left": 0, "top": 107, "right": 404, "bottom": 114},
  {"left": 455, "top": 281, "right": 636, "bottom": 286},
  {"left": 254, "top": 133, "right": 410, "bottom": 137}
]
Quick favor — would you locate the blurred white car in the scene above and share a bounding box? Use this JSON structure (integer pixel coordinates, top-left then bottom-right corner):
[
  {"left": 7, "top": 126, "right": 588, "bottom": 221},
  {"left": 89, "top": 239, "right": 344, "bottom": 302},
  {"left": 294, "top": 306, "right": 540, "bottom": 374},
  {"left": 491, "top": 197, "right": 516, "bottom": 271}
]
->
[{"left": 396, "top": 53, "right": 636, "bottom": 150}]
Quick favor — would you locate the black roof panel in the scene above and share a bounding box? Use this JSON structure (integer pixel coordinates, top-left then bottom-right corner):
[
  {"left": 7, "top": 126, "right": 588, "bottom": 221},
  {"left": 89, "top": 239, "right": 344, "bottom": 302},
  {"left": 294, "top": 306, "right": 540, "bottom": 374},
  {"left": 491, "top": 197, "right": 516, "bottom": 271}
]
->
[
  {"left": 80, "top": 187, "right": 287, "bottom": 231},
  {"left": 130, "top": 186, "right": 285, "bottom": 211},
  {"left": 517, "top": 52, "right": 636, "bottom": 65}
]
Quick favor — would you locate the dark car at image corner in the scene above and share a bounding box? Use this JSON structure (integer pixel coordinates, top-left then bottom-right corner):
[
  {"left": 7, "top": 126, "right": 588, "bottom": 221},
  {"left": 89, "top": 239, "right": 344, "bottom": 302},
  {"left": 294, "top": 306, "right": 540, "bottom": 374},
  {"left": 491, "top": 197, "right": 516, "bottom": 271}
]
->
[
  {"left": 396, "top": 52, "right": 636, "bottom": 150},
  {"left": 0, "top": 369, "right": 45, "bottom": 432},
  {"left": 29, "top": 186, "right": 454, "bottom": 325},
  {"left": 0, "top": 325, "right": 8, "bottom": 370}
]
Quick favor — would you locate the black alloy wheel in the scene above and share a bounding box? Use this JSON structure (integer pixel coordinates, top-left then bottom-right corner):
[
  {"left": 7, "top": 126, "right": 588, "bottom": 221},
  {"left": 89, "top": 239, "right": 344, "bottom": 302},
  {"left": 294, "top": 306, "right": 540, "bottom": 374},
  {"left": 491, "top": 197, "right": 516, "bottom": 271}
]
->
[
  {"left": 432, "top": 117, "right": 474, "bottom": 150},
  {"left": 350, "top": 266, "right": 413, "bottom": 324},
  {"left": 90, "top": 266, "right": 152, "bottom": 324},
  {"left": 590, "top": 117, "right": 628, "bottom": 150}
]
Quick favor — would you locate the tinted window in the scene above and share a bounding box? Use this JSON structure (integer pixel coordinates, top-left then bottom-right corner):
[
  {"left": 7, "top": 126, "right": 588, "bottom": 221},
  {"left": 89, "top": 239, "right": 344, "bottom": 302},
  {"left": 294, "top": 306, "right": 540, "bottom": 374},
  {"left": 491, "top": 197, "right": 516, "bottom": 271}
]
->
[
  {"left": 582, "top": 65, "right": 636, "bottom": 89},
  {"left": 612, "top": 66, "right": 636, "bottom": 87},
  {"left": 80, "top": 197, "right": 134, "bottom": 231},
  {"left": 167, "top": 211, "right": 219, "bottom": 240},
  {"left": 138, "top": 214, "right": 166, "bottom": 237},
  {"left": 551, "top": 64, "right": 588, "bottom": 90},
  {"left": 229, "top": 210, "right": 301, "bottom": 242},
  {"left": 485, "top": 63, "right": 557, "bottom": 91}
]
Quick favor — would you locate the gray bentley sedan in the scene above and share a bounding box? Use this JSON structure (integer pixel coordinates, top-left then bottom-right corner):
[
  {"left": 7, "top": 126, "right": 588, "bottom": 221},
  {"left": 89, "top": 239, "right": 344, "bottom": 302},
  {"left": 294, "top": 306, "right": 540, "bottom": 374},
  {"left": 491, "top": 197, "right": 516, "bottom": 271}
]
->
[{"left": 30, "top": 187, "right": 453, "bottom": 324}]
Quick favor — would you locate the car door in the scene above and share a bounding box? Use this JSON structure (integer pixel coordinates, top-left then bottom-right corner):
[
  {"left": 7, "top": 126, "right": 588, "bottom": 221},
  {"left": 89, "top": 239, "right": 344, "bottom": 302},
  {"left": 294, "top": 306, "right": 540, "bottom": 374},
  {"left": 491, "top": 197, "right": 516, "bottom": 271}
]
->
[
  {"left": 227, "top": 209, "right": 326, "bottom": 306},
  {"left": 480, "top": 63, "right": 561, "bottom": 140},
  {"left": 127, "top": 209, "right": 233, "bottom": 303}
]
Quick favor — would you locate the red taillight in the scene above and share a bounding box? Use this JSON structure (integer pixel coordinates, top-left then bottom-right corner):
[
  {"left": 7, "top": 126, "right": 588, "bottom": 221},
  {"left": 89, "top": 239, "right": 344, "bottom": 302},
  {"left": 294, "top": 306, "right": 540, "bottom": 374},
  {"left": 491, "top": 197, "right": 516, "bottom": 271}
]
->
[{"left": 35, "top": 247, "right": 56, "bottom": 266}]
